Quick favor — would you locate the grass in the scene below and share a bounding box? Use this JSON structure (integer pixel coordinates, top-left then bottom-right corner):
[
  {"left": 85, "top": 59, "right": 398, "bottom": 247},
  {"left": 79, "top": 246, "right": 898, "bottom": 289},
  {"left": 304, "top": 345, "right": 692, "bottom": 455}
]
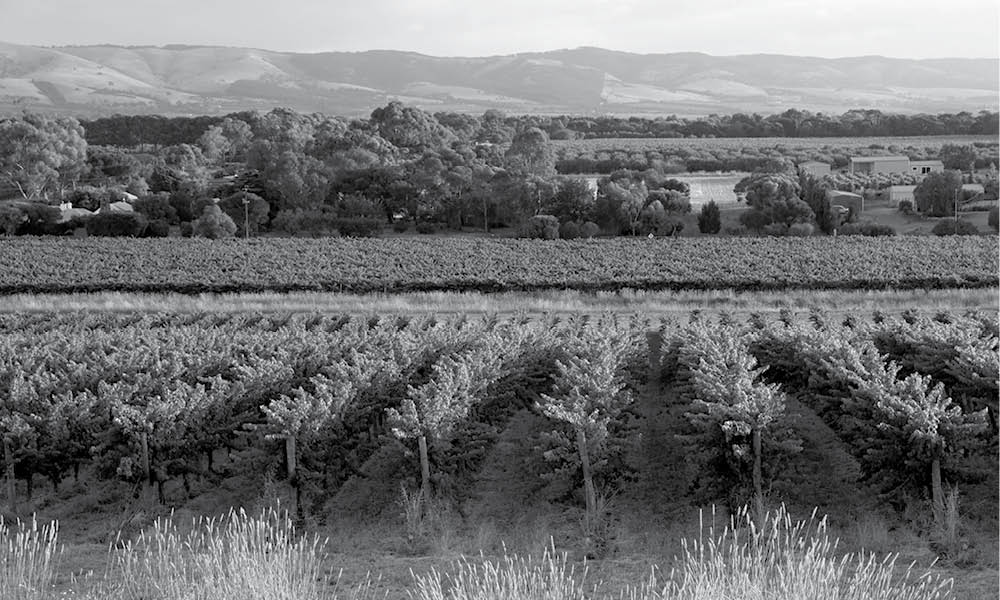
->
[
  {"left": 0, "top": 287, "right": 995, "bottom": 315},
  {"left": 410, "top": 505, "right": 953, "bottom": 600},
  {"left": 0, "top": 516, "right": 61, "bottom": 600},
  {"left": 3, "top": 504, "right": 964, "bottom": 600}
]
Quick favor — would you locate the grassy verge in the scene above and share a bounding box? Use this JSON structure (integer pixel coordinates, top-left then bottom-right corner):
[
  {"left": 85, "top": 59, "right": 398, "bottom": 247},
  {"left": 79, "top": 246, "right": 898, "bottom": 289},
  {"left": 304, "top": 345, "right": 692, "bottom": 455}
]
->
[
  {"left": 4, "top": 506, "right": 966, "bottom": 600},
  {"left": 0, "top": 287, "right": 995, "bottom": 314}
]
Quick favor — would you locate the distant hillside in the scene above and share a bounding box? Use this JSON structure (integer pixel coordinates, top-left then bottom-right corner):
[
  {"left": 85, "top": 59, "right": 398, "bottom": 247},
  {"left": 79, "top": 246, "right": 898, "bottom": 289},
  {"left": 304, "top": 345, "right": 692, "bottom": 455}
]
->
[{"left": 0, "top": 41, "right": 996, "bottom": 117}]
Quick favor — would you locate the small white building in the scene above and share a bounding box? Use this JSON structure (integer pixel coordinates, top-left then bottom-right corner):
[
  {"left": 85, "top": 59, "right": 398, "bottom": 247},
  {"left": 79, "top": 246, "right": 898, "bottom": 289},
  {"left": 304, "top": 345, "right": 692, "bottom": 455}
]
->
[
  {"left": 910, "top": 160, "right": 944, "bottom": 175},
  {"left": 888, "top": 185, "right": 917, "bottom": 208},
  {"left": 797, "top": 161, "right": 830, "bottom": 177}
]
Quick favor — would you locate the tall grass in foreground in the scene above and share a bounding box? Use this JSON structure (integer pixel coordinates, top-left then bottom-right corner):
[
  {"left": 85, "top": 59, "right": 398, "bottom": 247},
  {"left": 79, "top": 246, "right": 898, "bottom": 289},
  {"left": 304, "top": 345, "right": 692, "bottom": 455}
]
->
[
  {"left": 88, "top": 507, "right": 339, "bottom": 600},
  {"left": 412, "top": 505, "right": 954, "bottom": 600},
  {"left": 0, "top": 516, "right": 60, "bottom": 600}
]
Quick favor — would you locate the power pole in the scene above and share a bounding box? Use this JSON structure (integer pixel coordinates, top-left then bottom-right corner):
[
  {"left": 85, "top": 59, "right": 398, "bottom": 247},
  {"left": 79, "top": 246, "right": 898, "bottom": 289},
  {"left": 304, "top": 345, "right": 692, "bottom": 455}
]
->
[{"left": 242, "top": 186, "right": 250, "bottom": 240}]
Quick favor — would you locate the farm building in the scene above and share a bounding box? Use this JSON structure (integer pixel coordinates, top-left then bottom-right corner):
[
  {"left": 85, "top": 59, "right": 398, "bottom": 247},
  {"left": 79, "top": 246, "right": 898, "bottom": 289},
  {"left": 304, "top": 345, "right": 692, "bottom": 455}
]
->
[
  {"left": 826, "top": 190, "right": 864, "bottom": 216},
  {"left": 797, "top": 161, "right": 830, "bottom": 177},
  {"left": 888, "top": 185, "right": 917, "bottom": 208},
  {"left": 910, "top": 160, "right": 944, "bottom": 175},
  {"left": 849, "top": 156, "right": 910, "bottom": 175}
]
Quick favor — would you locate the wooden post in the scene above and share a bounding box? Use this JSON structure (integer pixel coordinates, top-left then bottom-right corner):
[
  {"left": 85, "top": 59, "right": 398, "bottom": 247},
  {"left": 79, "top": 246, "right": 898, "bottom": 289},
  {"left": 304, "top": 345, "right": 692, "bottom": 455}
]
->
[
  {"left": 285, "top": 436, "right": 297, "bottom": 484},
  {"left": 576, "top": 428, "right": 597, "bottom": 528},
  {"left": 931, "top": 457, "right": 944, "bottom": 524},
  {"left": 3, "top": 436, "right": 16, "bottom": 514},
  {"left": 418, "top": 435, "right": 430, "bottom": 499},
  {"left": 752, "top": 428, "right": 764, "bottom": 503}
]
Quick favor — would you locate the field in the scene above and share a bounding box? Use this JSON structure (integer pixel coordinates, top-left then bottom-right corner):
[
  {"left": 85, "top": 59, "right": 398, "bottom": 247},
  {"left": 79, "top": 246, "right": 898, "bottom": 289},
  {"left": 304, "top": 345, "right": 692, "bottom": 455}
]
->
[
  {"left": 0, "top": 309, "right": 997, "bottom": 600},
  {"left": 553, "top": 134, "right": 1000, "bottom": 153},
  {"left": 670, "top": 173, "right": 747, "bottom": 206},
  {"left": 0, "top": 236, "right": 996, "bottom": 294}
]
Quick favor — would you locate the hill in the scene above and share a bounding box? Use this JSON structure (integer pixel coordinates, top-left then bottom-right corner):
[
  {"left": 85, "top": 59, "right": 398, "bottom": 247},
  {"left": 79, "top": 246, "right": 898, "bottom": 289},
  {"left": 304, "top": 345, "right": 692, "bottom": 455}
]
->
[{"left": 0, "top": 41, "right": 996, "bottom": 117}]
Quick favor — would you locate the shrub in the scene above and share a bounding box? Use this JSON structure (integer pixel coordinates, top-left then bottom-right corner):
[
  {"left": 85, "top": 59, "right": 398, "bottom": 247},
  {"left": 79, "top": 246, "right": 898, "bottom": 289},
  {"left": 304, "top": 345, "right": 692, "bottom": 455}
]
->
[
  {"left": 416, "top": 221, "right": 438, "bottom": 234},
  {"left": 85, "top": 212, "right": 148, "bottom": 237},
  {"left": 762, "top": 223, "right": 789, "bottom": 236},
  {"left": 144, "top": 219, "right": 170, "bottom": 238},
  {"left": 392, "top": 220, "right": 411, "bottom": 233},
  {"left": 739, "top": 208, "right": 771, "bottom": 233},
  {"left": 335, "top": 217, "right": 383, "bottom": 238},
  {"left": 192, "top": 204, "right": 237, "bottom": 239},
  {"left": 898, "top": 199, "right": 915, "bottom": 215},
  {"left": 519, "top": 215, "right": 560, "bottom": 239},
  {"left": 132, "top": 192, "right": 179, "bottom": 225},
  {"left": 787, "top": 222, "right": 815, "bottom": 237},
  {"left": 559, "top": 220, "right": 581, "bottom": 239},
  {"left": 698, "top": 200, "right": 722, "bottom": 233},
  {"left": 988, "top": 206, "right": 998, "bottom": 231},
  {"left": 271, "top": 208, "right": 338, "bottom": 236},
  {"left": 580, "top": 221, "right": 600, "bottom": 238},
  {"left": 0, "top": 205, "right": 27, "bottom": 235},
  {"left": 838, "top": 221, "right": 896, "bottom": 236},
  {"left": 932, "top": 219, "right": 980, "bottom": 236}
]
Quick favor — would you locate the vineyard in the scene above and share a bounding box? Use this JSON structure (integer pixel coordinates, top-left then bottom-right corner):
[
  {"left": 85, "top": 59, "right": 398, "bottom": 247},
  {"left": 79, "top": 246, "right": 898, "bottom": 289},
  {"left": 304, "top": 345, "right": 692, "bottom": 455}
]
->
[
  {"left": 552, "top": 135, "right": 1000, "bottom": 174},
  {"left": 0, "top": 310, "right": 995, "bottom": 549},
  {"left": 553, "top": 135, "right": 1000, "bottom": 152},
  {"left": 0, "top": 236, "right": 996, "bottom": 294}
]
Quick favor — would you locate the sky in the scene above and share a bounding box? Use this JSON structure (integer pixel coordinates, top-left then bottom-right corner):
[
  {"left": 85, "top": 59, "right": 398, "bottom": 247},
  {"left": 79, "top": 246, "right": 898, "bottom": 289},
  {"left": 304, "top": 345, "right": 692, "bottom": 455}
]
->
[{"left": 1, "top": 0, "right": 997, "bottom": 58}]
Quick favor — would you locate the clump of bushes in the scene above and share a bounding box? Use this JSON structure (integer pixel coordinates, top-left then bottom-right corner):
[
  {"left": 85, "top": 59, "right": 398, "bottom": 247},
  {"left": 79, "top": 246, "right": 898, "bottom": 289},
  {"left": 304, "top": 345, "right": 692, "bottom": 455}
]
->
[
  {"left": 335, "top": 217, "right": 383, "bottom": 238},
  {"left": 271, "top": 208, "right": 339, "bottom": 236},
  {"left": 898, "top": 199, "right": 915, "bottom": 215},
  {"left": 519, "top": 215, "right": 560, "bottom": 239},
  {"left": 85, "top": 211, "right": 148, "bottom": 237},
  {"left": 931, "top": 219, "right": 980, "bottom": 236},
  {"left": 580, "top": 221, "right": 600, "bottom": 238},
  {"left": 559, "top": 220, "right": 581, "bottom": 239},
  {"left": 416, "top": 221, "right": 438, "bottom": 234},
  {"left": 192, "top": 204, "right": 236, "bottom": 239},
  {"left": 838, "top": 221, "right": 896, "bottom": 236}
]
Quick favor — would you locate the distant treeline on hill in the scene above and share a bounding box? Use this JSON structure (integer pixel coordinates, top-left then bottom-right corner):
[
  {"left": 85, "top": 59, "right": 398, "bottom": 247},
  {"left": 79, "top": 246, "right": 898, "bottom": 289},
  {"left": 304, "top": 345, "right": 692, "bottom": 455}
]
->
[{"left": 80, "top": 109, "right": 1000, "bottom": 147}]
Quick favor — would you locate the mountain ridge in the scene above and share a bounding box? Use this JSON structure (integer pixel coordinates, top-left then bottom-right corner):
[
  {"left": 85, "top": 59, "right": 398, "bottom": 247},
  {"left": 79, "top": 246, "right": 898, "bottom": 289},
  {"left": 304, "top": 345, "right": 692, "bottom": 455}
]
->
[{"left": 0, "top": 41, "right": 996, "bottom": 117}]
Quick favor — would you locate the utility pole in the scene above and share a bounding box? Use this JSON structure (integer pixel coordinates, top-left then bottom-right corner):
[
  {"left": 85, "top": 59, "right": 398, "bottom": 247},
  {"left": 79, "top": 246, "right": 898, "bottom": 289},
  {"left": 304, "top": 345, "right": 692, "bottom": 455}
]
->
[{"left": 242, "top": 186, "right": 250, "bottom": 240}]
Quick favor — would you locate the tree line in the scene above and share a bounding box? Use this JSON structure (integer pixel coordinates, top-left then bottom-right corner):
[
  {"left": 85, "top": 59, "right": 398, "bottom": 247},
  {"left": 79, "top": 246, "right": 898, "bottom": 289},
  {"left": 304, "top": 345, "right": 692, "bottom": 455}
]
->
[{"left": 78, "top": 109, "right": 1000, "bottom": 148}]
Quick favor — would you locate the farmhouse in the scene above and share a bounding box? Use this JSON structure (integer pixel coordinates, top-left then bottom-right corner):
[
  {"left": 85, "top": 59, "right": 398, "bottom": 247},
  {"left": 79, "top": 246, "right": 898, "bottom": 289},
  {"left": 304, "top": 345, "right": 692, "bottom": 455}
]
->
[
  {"left": 797, "top": 161, "right": 830, "bottom": 177},
  {"left": 849, "top": 156, "right": 910, "bottom": 175},
  {"left": 826, "top": 189, "right": 864, "bottom": 215},
  {"left": 888, "top": 185, "right": 917, "bottom": 208},
  {"left": 910, "top": 160, "right": 944, "bottom": 175}
]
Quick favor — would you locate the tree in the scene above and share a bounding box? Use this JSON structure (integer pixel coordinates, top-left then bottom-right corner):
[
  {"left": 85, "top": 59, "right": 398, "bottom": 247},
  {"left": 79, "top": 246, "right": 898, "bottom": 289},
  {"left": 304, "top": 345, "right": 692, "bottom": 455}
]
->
[
  {"left": 370, "top": 101, "right": 456, "bottom": 151},
  {"left": 505, "top": 128, "right": 556, "bottom": 177},
  {"left": 538, "top": 327, "right": 634, "bottom": 534},
  {"left": 678, "top": 324, "right": 801, "bottom": 506},
  {"left": 0, "top": 113, "right": 87, "bottom": 199},
  {"left": 939, "top": 144, "right": 977, "bottom": 172},
  {"left": 192, "top": 204, "right": 237, "bottom": 239},
  {"left": 547, "top": 177, "right": 596, "bottom": 223},
  {"left": 219, "top": 191, "right": 270, "bottom": 236},
  {"left": 698, "top": 200, "right": 721, "bottom": 234},
  {"left": 914, "top": 171, "right": 963, "bottom": 217},
  {"left": 736, "top": 173, "right": 813, "bottom": 226},
  {"left": 387, "top": 343, "right": 507, "bottom": 497},
  {"left": 835, "top": 353, "right": 988, "bottom": 526}
]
